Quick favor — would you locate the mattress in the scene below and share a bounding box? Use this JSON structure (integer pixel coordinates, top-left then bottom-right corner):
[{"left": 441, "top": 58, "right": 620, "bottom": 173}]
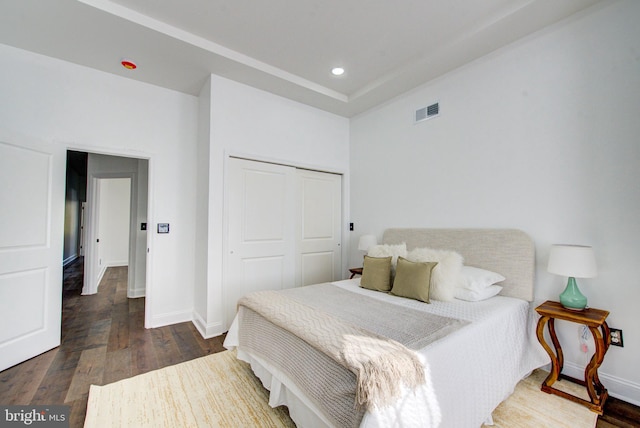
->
[{"left": 224, "top": 278, "right": 548, "bottom": 427}]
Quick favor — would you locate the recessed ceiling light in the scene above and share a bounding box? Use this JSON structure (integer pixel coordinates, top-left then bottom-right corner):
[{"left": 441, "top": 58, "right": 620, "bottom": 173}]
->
[
  {"left": 331, "top": 67, "right": 345, "bottom": 76},
  {"left": 121, "top": 59, "right": 137, "bottom": 70}
]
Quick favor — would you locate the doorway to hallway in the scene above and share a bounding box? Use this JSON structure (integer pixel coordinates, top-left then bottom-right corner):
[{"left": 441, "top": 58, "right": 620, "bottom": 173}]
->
[{"left": 63, "top": 150, "right": 150, "bottom": 332}]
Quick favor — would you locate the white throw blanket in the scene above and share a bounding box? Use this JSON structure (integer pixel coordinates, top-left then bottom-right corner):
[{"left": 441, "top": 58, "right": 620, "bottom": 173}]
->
[{"left": 239, "top": 289, "right": 425, "bottom": 410}]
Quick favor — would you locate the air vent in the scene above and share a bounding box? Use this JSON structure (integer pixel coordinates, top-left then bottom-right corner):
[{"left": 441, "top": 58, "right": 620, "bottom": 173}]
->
[{"left": 414, "top": 102, "right": 440, "bottom": 124}]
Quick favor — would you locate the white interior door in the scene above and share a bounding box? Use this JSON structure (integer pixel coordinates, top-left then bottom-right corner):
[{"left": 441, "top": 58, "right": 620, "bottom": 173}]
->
[
  {"left": 226, "top": 158, "right": 296, "bottom": 328},
  {"left": 296, "top": 169, "right": 342, "bottom": 287},
  {"left": 0, "top": 132, "right": 64, "bottom": 371}
]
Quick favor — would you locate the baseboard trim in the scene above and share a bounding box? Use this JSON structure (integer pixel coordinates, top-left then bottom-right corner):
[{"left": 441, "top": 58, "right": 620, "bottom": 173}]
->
[
  {"left": 192, "top": 312, "right": 225, "bottom": 339},
  {"left": 96, "top": 266, "right": 106, "bottom": 290},
  {"left": 106, "top": 261, "right": 128, "bottom": 267},
  {"left": 63, "top": 254, "right": 78, "bottom": 267},
  {"left": 149, "top": 310, "right": 192, "bottom": 329},
  {"left": 563, "top": 361, "right": 640, "bottom": 406},
  {"left": 127, "top": 287, "right": 146, "bottom": 298}
]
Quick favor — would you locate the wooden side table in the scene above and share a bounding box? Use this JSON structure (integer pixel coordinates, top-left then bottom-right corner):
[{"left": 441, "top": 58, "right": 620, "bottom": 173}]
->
[
  {"left": 535, "top": 300, "right": 611, "bottom": 414},
  {"left": 349, "top": 267, "right": 363, "bottom": 279}
]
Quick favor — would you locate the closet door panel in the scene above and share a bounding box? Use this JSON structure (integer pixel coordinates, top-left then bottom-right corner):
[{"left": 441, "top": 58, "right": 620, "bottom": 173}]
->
[
  {"left": 296, "top": 169, "right": 342, "bottom": 287},
  {"left": 226, "top": 158, "right": 295, "bottom": 328}
]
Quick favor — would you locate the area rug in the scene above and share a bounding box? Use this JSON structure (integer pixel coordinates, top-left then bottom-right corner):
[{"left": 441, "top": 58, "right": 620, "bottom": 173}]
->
[
  {"left": 85, "top": 350, "right": 294, "bottom": 428},
  {"left": 85, "top": 350, "right": 597, "bottom": 427}
]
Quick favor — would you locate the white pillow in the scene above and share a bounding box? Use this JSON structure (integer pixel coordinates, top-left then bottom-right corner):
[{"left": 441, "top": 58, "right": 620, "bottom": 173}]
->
[
  {"left": 406, "top": 247, "right": 463, "bottom": 301},
  {"left": 367, "top": 243, "right": 407, "bottom": 270},
  {"left": 455, "top": 285, "right": 503, "bottom": 302},
  {"left": 458, "top": 266, "right": 505, "bottom": 292}
]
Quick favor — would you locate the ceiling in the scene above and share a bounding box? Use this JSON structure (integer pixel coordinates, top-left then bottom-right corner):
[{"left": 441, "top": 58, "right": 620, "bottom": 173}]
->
[{"left": 0, "top": 0, "right": 604, "bottom": 117}]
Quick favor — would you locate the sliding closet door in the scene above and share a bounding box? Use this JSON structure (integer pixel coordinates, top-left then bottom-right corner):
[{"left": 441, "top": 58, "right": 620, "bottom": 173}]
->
[
  {"left": 226, "top": 158, "right": 296, "bottom": 328},
  {"left": 296, "top": 169, "right": 342, "bottom": 287},
  {"left": 225, "top": 158, "right": 343, "bottom": 329}
]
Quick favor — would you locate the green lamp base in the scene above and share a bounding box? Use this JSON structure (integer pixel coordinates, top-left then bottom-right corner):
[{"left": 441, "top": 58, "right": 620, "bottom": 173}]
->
[{"left": 559, "top": 277, "right": 587, "bottom": 311}]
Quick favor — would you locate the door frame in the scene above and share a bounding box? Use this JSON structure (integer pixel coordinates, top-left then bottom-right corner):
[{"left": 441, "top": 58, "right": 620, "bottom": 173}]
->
[
  {"left": 68, "top": 146, "right": 154, "bottom": 329},
  {"left": 79, "top": 201, "right": 86, "bottom": 257}
]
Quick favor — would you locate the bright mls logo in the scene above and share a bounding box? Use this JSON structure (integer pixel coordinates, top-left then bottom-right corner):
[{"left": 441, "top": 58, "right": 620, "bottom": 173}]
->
[{"left": 1, "top": 406, "right": 69, "bottom": 427}]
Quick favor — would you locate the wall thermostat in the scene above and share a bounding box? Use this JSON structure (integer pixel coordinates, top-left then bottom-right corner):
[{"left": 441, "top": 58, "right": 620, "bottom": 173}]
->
[{"left": 157, "top": 223, "right": 170, "bottom": 233}]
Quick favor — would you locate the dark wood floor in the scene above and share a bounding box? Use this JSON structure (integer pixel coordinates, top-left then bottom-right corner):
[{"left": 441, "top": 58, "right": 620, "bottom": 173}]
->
[
  {"left": 598, "top": 397, "right": 640, "bottom": 428},
  {"left": 1, "top": 258, "right": 638, "bottom": 427},
  {"left": 0, "top": 258, "right": 226, "bottom": 428}
]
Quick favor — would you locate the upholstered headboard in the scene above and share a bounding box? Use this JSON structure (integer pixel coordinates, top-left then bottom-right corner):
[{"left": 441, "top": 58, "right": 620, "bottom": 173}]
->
[{"left": 382, "top": 228, "right": 535, "bottom": 301}]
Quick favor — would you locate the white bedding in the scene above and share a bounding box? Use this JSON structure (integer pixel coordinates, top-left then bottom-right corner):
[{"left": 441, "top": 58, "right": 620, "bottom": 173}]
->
[{"left": 224, "top": 278, "right": 548, "bottom": 427}]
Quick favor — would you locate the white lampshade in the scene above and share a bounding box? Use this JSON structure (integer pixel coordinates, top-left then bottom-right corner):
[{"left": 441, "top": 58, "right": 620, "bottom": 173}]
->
[
  {"left": 547, "top": 244, "right": 597, "bottom": 278},
  {"left": 358, "top": 234, "right": 378, "bottom": 252}
]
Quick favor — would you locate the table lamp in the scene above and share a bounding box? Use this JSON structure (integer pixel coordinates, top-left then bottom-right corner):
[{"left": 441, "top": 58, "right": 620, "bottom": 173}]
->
[
  {"left": 547, "top": 244, "right": 597, "bottom": 311},
  {"left": 358, "top": 234, "right": 377, "bottom": 255}
]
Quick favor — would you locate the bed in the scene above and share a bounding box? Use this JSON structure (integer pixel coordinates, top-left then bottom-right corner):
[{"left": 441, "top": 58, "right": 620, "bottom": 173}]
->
[{"left": 223, "top": 228, "right": 548, "bottom": 427}]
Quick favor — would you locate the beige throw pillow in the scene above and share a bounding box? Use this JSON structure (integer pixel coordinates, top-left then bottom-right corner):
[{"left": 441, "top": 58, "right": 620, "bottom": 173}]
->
[
  {"left": 360, "top": 255, "right": 392, "bottom": 292},
  {"left": 390, "top": 257, "right": 437, "bottom": 303}
]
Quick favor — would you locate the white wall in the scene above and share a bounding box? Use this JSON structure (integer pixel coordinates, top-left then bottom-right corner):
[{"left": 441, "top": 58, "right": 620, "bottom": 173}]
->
[
  {"left": 193, "top": 74, "right": 350, "bottom": 337},
  {"left": 97, "top": 178, "right": 130, "bottom": 269},
  {"left": 351, "top": 0, "right": 640, "bottom": 404},
  {"left": 0, "top": 43, "right": 199, "bottom": 328},
  {"left": 194, "top": 79, "right": 212, "bottom": 327}
]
